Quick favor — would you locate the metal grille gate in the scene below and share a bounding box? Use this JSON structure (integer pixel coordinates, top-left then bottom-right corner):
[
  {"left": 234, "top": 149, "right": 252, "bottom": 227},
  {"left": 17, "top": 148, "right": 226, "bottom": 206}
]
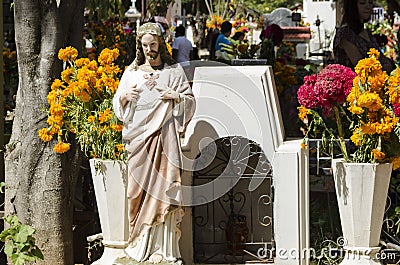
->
[{"left": 192, "top": 136, "right": 274, "bottom": 264}]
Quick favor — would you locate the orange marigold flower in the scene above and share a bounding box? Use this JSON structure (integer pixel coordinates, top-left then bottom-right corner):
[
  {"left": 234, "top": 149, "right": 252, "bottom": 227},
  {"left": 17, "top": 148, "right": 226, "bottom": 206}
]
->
[
  {"left": 98, "top": 48, "right": 119, "bottom": 66},
  {"left": 53, "top": 141, "right": 70, "bottom": 154},
  {"left": 367, "top": 48, "right": 380, "bottom": 59},
  {"left": 47, "top": 90, "right": 58, "bottom": 105},
  {"left": 111, "top": 124, "right": 123, "bottom": 132},
  {"left": 355, "top": 57, "right": 382, "bottom": 81},
  {"left": 51, "top": 79, "right": 64, "bottom": 91},
  {"left": 75, "top": 58, "right": 90, "bottom": 67},
  {"left": 116, "top": 143, "right": 124, "bottom": 151},
  {"left": 50, "top": 103, "right": 64, "bottom": 117},
  {"left": 350, "top": 130, "right": 363, "bottom": 146},
  {"left": 98, "top": 109, "right": 112, "bottom": 123},
  {"left": 348, "top": 105, "right": 364, "bottom": 115},
  {"left": 391, "top": 157, "right": 400, "bottom": 170},
  {"left": 38, "top": 128, "right": 53, "bottom": 142},
  {"left": 298, "top": 106, "right": 311, "bottom": 121},
  {"left": 357, "top": 92, "right": 383, "bottom": 112},
  {"left": 372, "top": 149, "right": 385, "bottom": 160},
  {"left": 301, "top": 142, "right": 308, "bottom": 150},
  {"left": 49, "top": 125, "right": 60, "bottom": 135},
  {"left": 88, "top": 116, "right": 95, "bottom": 123},
  {"left": 58, "top": 46, "right": 78, "bottom": 62},
  {"left": 61, "top": 68, "right": 73, "bottom": 83},
  {"left": 368, "top": 72, "right": 388, "bottom": 92}
]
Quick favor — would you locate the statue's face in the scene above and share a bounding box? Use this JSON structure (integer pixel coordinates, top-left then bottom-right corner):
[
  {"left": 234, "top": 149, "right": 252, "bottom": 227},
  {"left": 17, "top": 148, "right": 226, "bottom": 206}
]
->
[{"left": 141, "top": 33, "right": 160, "bottom": 61}]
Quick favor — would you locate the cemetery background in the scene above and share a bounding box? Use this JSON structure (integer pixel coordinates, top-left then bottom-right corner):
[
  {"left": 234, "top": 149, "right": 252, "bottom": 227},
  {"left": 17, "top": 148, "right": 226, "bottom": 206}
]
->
[{"left": 2, "top": 0, "right": 400, "bottom": 264}]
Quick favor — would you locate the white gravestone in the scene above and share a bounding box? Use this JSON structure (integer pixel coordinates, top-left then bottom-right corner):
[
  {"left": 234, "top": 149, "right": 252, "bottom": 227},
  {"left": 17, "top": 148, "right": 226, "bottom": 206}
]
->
[{"left": 180, "top": 65, "right": 309, "bottom": 265}]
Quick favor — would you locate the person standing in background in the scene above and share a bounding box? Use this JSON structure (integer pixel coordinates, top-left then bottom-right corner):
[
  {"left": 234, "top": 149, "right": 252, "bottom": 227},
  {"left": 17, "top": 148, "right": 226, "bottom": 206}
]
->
[
  {"left": 333, "top": 0, "right": 395, "bottom": 73},
  {"left": 172, "top": 25, "right": 193, "bottom": 64},
  {"left": 215, "top": 21, "right": 233, "bottom": 61}
]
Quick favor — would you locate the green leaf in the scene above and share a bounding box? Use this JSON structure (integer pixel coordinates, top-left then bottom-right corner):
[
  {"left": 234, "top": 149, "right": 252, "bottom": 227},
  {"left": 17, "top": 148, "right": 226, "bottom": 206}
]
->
[
  {"left": 4, "top": 242, "right": 14, "bottom": 256},
  {"left": 19, "top": 224, "right": 35, "bottom": 237},
  {"left": 15, "top": 226, "right": 31, "bottom": 243},
  {"left": 32, "top": 247, "right": 44, "bottom": 260},
  {"left": 14, "top": 255, "right": 26, "bottom": 265},
  {"left": 0, "top": 229, "right": 10, "bottom": 241},
  {"left": 0, "top": 182, "right": 5, "bottom": 193},
  {"left": 5, "top": 215, "right": 19, "bottom": 226},
  {"left": 22, "top": 252, "right": 36, "bottom": 261}
]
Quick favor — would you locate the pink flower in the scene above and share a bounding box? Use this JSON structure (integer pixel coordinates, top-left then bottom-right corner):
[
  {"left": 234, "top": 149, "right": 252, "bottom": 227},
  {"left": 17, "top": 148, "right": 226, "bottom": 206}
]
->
[
  {"left": 394, "top": 104, "right": 400, "bottom": 116},
  {"left": 297, "top": 74, "right": 318, "bottom": 108},
  {"left": 276, "top": 57, "right": 286, "bottom": 64},
  {"left": 295, "top": 58, "right": 308, "bottom": 66},
  {"left": 260, "top": 24, "right": 284, "bottom": 46},
  {"left": 297, "top": 64, "right": 356, "bottom": 111}
]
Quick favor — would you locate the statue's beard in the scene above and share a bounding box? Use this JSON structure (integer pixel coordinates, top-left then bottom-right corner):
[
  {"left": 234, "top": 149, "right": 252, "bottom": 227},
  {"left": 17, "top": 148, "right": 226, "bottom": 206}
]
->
[{"left": 145, "top": 50, "right": 160, "bottom": 60}]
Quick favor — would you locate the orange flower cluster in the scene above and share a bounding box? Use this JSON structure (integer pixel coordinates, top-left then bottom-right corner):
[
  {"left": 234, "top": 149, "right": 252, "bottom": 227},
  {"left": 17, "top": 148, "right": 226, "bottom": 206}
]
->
[
  {"left": 347, "top": 48, "right": 400, "bottom": 166},
  {"left": 206, "top": 15, "right": 224, "bottom": 29},
  {"left": 39, "top": 47, "right": 125, "bottom": 160}
]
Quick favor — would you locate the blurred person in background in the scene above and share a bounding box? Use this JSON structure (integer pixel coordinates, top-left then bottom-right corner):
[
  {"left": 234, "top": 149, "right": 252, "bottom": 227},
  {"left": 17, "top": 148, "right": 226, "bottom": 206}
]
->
[
  {"left": 215, "top": 21, "right": 233, "bottom": 61},
  {"left": 333, "top": 0, "right": 395, "bottom": 73},
  {"left": 172, "top": 25, "right": 193, "bottom": 64}
]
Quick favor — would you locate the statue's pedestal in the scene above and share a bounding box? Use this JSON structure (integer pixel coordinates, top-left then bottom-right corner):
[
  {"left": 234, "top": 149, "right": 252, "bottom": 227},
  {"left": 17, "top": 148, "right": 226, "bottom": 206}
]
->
[{"left": 113, "top": 257, "right": 183, "bottom": 265}]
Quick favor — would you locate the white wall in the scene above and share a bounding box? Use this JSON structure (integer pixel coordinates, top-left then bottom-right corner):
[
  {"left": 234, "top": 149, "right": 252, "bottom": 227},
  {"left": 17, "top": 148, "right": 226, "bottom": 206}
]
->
[{"left": 303, "top": 0, "right": 338, "bottom": 51}]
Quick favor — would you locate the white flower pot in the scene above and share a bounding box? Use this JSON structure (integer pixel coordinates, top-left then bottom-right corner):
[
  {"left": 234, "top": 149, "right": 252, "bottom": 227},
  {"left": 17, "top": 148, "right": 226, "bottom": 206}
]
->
[
  {"left": 89, "top": 158, "right": 129, "bottom": 265},
  {"left": 332, "top": 160, "right": 392, "bottom": 265}
]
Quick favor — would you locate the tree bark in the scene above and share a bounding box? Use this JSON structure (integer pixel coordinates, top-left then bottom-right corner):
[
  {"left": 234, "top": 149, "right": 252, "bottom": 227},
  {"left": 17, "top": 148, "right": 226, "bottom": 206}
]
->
[{"left": 5, "top": 1, "right": 84, "bottom": 264}]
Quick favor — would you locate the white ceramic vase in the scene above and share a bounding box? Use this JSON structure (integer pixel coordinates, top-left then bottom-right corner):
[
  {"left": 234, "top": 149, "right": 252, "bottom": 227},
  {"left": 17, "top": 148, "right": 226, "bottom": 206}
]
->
[
  {"left": 332, "top": 160, "right": 392, "bottom": 265},
  {"left": 89, "top": 158, "right": 129, "bottom": 265}
]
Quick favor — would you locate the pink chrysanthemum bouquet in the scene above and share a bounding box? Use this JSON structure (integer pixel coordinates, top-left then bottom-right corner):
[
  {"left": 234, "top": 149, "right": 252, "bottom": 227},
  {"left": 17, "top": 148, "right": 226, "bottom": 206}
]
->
[{"left": 297, "top": 64, "right": 356, "bottom": 160}]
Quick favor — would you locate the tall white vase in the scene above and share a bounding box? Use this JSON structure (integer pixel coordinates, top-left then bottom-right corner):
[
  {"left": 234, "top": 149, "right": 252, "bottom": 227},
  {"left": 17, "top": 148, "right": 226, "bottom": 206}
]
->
[
  {"left": 89, "top": 158, "right": 129, "bottom": 265},
  {"left": 332, "top": 160, "right": 392, "bottom": 265}
]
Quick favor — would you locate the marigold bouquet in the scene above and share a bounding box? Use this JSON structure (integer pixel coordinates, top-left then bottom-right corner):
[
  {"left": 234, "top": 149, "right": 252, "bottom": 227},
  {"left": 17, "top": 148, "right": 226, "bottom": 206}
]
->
[
  {"left": 298, "top": 49, "right": 400, "bottom": 169},
  {"left": 38, "top": 46, "right": 125, "bottom": 160}
]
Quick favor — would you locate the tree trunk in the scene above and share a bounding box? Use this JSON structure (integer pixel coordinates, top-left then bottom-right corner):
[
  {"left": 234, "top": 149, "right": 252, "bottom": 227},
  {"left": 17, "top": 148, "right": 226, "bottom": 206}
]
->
[{"left": 5, "top": 1, "right": 84, "bottom": 264}]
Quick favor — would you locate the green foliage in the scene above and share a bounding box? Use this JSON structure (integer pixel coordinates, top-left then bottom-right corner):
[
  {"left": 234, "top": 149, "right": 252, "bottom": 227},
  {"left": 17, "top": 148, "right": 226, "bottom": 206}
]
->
[
  {"left": 147, "top": 0, "right": 175, "bottom": 16},
  {"left": 259, "top": 38, "right": 275, "bottom": 65},
  {"left": 0, "top": 215, "right": 44, "bottom": 265},
  {"left": 84, "top": 17, "right": 136, "bottom": 68},
  {"left": 85, "top": 0, "right": 125, "bottom": 22},
  {"left": 243, "top": 0, "right": 299, "bottom": 13}
]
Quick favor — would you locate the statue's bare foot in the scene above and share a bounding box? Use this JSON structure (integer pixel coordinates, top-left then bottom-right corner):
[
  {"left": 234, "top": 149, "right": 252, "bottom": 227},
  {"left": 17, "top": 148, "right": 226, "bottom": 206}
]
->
[{"left": 148, "top": 253, "right": 163, "bottom": 263}]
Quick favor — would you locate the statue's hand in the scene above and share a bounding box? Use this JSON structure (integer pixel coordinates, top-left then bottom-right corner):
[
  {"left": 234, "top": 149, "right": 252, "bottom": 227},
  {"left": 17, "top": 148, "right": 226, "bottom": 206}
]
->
[
  {"left": 121, "top": 85, "right": 142, "bottom": 107},
  {"left": 159, "top": 89, "right": 180, "bottom": 102}
]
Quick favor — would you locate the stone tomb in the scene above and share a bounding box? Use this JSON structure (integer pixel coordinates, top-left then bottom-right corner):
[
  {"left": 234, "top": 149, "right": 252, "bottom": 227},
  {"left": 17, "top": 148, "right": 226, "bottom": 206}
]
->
[{"left": 179, "top": 65, "right": 309, "bottom": 265}]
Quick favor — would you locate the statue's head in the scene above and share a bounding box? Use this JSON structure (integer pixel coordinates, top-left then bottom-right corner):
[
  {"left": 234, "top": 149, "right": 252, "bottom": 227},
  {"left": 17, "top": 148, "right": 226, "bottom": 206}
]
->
[{"left": 131, "top": 22, "right": 174, "bottom": 69}]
